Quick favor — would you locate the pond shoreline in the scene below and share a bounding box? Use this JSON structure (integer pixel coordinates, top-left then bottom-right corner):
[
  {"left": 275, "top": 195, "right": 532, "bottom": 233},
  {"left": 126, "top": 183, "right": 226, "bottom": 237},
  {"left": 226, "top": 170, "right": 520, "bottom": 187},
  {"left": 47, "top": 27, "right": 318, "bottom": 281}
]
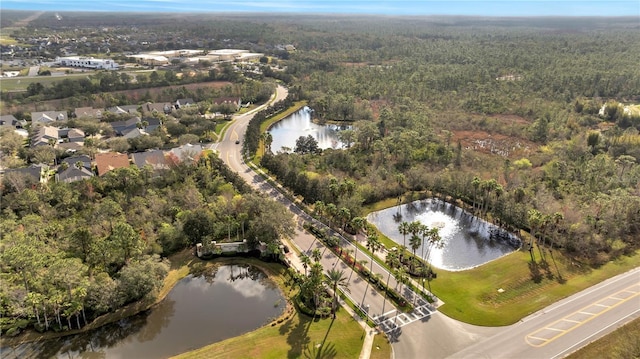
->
[{"left": 0, "top": 249, "right": 293, "bottom": 350}]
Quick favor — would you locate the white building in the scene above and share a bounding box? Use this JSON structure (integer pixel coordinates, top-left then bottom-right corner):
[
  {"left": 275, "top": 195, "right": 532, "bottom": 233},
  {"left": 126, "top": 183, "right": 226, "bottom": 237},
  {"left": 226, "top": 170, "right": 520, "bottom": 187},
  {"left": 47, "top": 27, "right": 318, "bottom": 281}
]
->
[
  {"left": 55, "top": 56, "right": 119, "bottom": 70},
  {"left": 128, "top": 54, "right": 169, "bottom": 66}
]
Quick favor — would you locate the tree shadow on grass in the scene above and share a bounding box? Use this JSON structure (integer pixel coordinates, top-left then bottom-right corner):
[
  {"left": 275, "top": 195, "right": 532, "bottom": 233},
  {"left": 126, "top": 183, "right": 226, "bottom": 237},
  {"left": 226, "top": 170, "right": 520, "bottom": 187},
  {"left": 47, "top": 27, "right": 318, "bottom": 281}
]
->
[
  {"left": 285, "top": 313, "right": 312, "bottom": 359},
  {"left": 528, "top": 261, "right": 544, "bottom": 283},
  {"left": 549, "top": 250, "right": 566, "bottom": 284},
  {"left": 320, "top": 317, "right": 335, "bottom": 348},
  {"left": 303, "top": 341, "right": 337, "bottom": 359}
]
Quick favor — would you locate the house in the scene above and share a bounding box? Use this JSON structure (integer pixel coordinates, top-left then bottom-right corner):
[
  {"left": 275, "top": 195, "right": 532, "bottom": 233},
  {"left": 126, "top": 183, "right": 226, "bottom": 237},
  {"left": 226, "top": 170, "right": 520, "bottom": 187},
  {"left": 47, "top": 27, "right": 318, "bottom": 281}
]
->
[
  {"left": 94, "top": 152, "right": 130, "bottom": 176},
  {"left": 31, "top": 111, "right": 67, "bottom": 125},
  {"left": 166, "top": 143, "right": 204, "bottom": 165},
  {"left": 67, "top": 128, "right": 85, "bottom": 142},
  {"left": 4, "top": 164, "right": 49, "bottom": 184},
  {"left": 143, "top": 102, "right": 173, "bottom": 115},
  {"left": 131, "top": 150, "right": 169, "bottom": 171},
  {"left": 122, "top": 127, "right": 147, "bottom": 139},
  {"left": 110, "top": 117, "right": 141, "bottom": 136},
  {"left": 74, "top": 107, "right": 102, "bottom": 119},
  {"left": 143, "top": 117, "right": 162, "bottom": 133},
  {"left": 212, "top": 97, "right": 241, "bottom": 111},
  {"left": 105, "top": 105, "right": 139, "bottom": 116},
  {"left": 61, "top": 155, "right": 92, "bottom": 170},
  {"left": 175, "top": 98, "right": 195, "bottom": 109},
  {"left": 31, "top": 126, "right": 59, "bottom": 147},
  {"left": 0, "top": 114, "right": 27, "bottom": 129},
  {"left": 56, "top": 166, "right": 94, "bottom": 183}
]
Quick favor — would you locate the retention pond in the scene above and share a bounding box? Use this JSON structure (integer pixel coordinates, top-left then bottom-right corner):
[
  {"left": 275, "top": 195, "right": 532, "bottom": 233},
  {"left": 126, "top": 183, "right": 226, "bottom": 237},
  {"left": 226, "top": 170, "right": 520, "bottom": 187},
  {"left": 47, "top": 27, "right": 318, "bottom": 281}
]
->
[
  {"left": 367, "top": 199, "right": 521, "bottom": 271},
  {"left": 2, "top": 264, "right": 285, "bottom": 359},
  {"left": 268, "top": 106, "right": 348, "bottom": 152}
]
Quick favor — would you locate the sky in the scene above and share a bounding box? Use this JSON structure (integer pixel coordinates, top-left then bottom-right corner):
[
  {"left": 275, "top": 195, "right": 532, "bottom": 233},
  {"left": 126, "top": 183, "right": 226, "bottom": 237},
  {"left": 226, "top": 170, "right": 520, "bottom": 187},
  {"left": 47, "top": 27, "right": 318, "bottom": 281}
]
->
[{"left": 1, "top": 0, "right": 639, "bottom": 17}]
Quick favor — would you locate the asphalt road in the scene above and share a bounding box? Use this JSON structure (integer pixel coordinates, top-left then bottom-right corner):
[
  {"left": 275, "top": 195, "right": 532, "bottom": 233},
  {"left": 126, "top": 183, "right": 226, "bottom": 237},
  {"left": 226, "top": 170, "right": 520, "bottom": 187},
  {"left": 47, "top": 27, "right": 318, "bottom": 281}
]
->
[{"left": 217, "top": 86, "right": 640, "bottom": 359}]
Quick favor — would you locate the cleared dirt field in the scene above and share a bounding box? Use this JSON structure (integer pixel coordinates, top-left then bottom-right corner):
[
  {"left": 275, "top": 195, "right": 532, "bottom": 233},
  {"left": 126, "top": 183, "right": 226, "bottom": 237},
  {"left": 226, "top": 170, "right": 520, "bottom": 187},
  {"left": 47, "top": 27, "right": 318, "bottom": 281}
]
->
[{"left": 453, "top": 129, "right": 538, "bottom": 158}]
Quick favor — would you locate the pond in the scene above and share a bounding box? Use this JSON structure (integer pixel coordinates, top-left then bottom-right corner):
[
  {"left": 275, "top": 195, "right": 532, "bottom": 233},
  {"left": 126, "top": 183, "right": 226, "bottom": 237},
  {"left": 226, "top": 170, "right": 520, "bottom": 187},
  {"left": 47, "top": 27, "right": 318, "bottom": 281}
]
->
[
  {"left": 366, "top": 199, "right": 522, "bottom": 271},
  {"left": 268, "top": 107, "right": 349, "bottom": 152},
  {"left": 2, "top": 264, "right": 285, "bottom": 359}
]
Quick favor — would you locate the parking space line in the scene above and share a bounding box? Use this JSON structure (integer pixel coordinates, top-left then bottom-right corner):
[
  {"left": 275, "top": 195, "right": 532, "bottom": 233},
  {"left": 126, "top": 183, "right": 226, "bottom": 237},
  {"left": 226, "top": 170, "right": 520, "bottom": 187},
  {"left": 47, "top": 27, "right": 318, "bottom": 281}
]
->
[{"left": 526, "top": 283, "right": 640, "bottom": 347}]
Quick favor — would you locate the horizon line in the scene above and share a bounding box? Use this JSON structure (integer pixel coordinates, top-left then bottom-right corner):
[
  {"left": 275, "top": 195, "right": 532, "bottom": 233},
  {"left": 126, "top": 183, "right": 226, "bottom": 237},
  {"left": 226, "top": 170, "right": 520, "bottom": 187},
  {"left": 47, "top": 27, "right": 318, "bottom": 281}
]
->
[{"left": 1, "top": 9, "right": 638, "bottom": 19}]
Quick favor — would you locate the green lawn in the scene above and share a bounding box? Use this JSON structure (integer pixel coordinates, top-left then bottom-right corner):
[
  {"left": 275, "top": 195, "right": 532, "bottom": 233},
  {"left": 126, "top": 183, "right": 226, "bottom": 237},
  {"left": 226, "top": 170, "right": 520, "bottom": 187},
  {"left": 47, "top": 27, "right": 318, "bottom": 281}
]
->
[
  {"left": 370, "top": 333, "right": 392, "bottom": 359},
  {"left": 0, "top": 72, "right": 97, "bottom": 91},
  {"left": 173, "top": 297, "right": 366, "bottom": 359},
  {"left": 434, "top": 246, "right": 640, "bottom": 326},
  {"left": 567, "top": 317, "right": 640, "bottom": 359}
]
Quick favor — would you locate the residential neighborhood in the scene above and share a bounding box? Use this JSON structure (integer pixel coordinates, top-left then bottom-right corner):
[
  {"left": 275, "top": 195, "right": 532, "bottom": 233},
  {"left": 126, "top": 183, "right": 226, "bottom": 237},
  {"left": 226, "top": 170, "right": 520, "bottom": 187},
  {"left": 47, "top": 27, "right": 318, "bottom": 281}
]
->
[{"left": 0, "top": 92, "right": 224, "bottom": 183}]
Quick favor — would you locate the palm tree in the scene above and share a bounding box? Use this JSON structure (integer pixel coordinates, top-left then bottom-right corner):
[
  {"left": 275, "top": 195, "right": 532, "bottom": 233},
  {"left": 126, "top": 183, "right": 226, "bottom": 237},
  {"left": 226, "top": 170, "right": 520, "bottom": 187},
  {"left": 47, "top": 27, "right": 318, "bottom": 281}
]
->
[
  {"left": 382, "top": 249, "right": 400, "bottom": 316},
  {"left": 350, "top": 217, "right": 366, "bottom": 238},
  {"left": 394, "top": 267, "right": 408, "bottom": 300},
  {"left": 469, "top": 176, "right": 479, "bottom": 212},
  {"left": 409, "top": 233, "right": 422, "bottom": 273},
  {"left": 263, "top": 132, "right": 273, "bottom": 154},
  {"left": 311, "top": 248, "right": 322, "bottom": 263},
  {"left": 424, "top": 227, "right": 442, "bottom": 293},
  {"left": 527, "top": 209, "right": 542, "bottom": 262},
  {"left": 550, "top": 212, "right": 564, "bottom": 251},
  {"left": 326, "top": 203, "right": 338, "bottom": 229},
  {"left": 419, "top": 224, "right": 430, "bottom": 264},
  {"left": 366, "top": 233, "right": 382, "bottom": 274},
  {"left": 314, "top": 201, "right": 326, "bottom": 221},
  {"left": 301, "top": 254, "right": 311, "bottom": 276},
  {"left": 338, "top": 207, "right": 351, "bottom": 231},
  {"left": 307, "top": 262, "right": 325, "bottom": 314},
  {"left": 398, "top": 221, "right": 410, "bottom": 249},
  {"left": 325, "top": 269, "right": 349, "bottom": 318}
]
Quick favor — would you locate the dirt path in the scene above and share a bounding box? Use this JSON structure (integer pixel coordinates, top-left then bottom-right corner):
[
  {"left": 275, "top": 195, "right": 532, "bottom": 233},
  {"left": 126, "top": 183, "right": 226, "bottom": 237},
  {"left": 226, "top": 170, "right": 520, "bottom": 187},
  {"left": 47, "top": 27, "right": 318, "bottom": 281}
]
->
[{"left": 12, "top": 11, "right": 45, "bottom": 28}]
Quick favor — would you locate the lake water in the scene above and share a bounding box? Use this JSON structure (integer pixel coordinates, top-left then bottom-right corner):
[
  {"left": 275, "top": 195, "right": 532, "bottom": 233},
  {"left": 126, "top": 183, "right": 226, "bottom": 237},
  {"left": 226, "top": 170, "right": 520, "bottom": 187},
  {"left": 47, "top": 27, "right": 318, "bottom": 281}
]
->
[
  {"left": 268, "top": 107, "right": 348, "bottom": 152},
  {"left": 2, "top": 264, "right": 284, "bottom": 359},
  {"left": 366, "top": 199, "right": 521, "bottom": 271}
]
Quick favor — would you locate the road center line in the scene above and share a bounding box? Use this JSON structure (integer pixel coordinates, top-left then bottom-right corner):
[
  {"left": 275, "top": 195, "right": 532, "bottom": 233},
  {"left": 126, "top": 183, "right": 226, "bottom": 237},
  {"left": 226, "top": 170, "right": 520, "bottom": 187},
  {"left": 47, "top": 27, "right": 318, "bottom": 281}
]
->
[{"left": 526, "top": 283, "right": 640, "bottom": 347}]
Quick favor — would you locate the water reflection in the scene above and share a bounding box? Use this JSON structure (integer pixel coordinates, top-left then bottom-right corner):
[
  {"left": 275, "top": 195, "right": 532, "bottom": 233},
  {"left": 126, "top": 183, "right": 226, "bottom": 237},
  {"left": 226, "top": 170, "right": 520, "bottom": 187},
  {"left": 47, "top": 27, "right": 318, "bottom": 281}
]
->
[
  {"left": 367, "top": 199, "right": 521, "bottom": 271},
  {"left": 2, "top": 264, "right": 284, "bottom": 359},
  {"left": 268, "top": 107, "right": 348, "bottom": 152}
]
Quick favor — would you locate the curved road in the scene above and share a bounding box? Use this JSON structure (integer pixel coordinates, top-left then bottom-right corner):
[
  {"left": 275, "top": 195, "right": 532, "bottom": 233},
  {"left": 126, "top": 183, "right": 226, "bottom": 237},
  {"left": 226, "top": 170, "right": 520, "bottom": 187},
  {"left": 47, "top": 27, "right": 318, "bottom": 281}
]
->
[
  {"left": 216, "top": 85, "right": 400, "bottom": 323},
  {"left": 217, "top": 86, "right": 640, "bottom": 358}
]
